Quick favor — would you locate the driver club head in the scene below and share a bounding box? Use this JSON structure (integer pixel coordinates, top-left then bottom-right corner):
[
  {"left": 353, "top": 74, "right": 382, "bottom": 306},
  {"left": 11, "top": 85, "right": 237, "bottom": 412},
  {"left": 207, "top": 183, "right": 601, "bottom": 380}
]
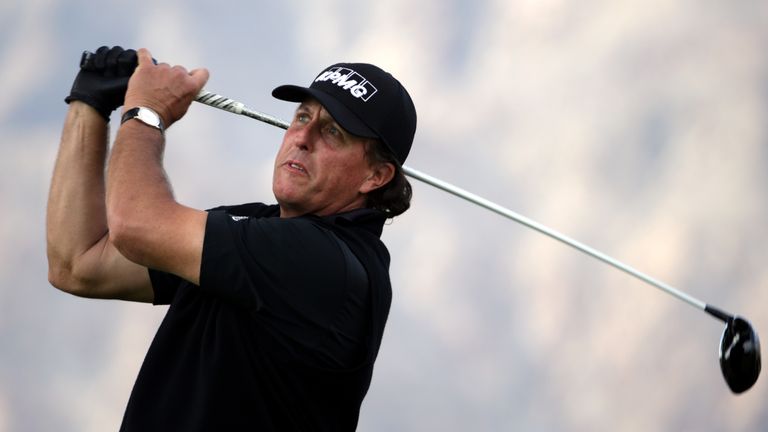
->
[{"left": 719, "top": 316, "right": 761, "bottom": 393}]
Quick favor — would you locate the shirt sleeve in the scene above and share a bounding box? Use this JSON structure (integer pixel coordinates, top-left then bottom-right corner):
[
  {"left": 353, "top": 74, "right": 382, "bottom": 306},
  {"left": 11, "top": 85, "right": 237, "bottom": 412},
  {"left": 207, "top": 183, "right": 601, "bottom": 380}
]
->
[
  {"left": 147, "top": 268, "right": 182, "bottom": 305},
  {"left": 199, "top": 210, "right": 369, "bottom": 357}
]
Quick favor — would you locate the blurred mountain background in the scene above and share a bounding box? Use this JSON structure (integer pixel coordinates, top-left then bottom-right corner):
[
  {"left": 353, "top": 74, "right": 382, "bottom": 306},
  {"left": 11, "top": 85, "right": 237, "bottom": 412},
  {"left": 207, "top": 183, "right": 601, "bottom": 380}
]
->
[{"left": 1, "top": 0, "right": 767, "bottom": 430}]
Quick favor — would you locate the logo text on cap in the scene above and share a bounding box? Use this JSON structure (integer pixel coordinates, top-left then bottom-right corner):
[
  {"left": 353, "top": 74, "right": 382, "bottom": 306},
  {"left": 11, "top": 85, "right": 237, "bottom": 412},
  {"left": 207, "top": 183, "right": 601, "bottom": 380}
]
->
[{"left": 315, "top": 67, "right": 378, "bottom": 102}]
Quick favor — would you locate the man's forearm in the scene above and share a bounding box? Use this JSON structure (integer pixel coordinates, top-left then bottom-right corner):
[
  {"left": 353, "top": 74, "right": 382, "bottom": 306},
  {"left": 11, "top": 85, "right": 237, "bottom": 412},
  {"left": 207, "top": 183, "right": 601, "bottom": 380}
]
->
[
  {"left": 105, "top": 115, "right": 207, "bottom": 287},
  {"left": 46, "top": 102, "right": 110, "bottom": 286},
  {"left": 102, "top": 48, "right": 209, "bottom": 285},
  {"left": 106, "top": 118, "right": 176, "bottom": 265}
]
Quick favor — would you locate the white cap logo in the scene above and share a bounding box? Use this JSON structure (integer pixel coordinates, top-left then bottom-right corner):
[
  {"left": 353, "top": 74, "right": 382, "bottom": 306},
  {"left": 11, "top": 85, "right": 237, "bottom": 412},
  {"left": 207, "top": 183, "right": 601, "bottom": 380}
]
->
[{"left": 314, "top": 67, "right": 378, "bottom": 102}]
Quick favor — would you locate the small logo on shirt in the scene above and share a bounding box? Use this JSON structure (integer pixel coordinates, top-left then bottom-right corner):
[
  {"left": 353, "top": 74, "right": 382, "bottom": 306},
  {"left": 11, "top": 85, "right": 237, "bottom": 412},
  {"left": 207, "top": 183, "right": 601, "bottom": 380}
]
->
[{"left": 230, "top": 215, "right": 249, "bottom": 221}]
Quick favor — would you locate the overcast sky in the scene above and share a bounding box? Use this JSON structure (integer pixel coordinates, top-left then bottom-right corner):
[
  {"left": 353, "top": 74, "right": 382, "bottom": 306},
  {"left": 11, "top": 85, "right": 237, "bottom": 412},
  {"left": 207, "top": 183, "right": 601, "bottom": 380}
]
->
[{"left": 1, "top": 0, "right": 767, "bottom": 430}]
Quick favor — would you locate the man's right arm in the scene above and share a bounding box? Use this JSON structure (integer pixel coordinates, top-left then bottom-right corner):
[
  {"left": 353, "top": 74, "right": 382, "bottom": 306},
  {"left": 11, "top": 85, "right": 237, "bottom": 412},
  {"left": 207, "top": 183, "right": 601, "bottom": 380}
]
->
[
  {"left": 47, "top": 102, "right": 153, "bottom": 302},
  {"left": 47, "top": 48, "right": 154, "bottom": 302}
]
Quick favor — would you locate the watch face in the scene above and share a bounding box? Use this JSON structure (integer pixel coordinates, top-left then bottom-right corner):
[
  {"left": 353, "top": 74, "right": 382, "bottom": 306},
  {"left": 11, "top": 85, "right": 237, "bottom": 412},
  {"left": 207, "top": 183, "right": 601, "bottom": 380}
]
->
[
  {"left": 138, "top": 108, "right": 160, "bottom": 127},
  {"left": 129, "top": 107, "right": 164, "bottom": 131},
  {"left": 121, "top": 107, "right": 164, "bottom": 132}
]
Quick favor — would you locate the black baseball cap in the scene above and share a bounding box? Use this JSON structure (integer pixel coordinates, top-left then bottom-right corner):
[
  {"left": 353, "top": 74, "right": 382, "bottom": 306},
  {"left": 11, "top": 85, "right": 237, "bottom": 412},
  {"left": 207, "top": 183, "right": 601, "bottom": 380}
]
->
[{"left": 272, "top": 62, "right": 417, "bottom": 164}]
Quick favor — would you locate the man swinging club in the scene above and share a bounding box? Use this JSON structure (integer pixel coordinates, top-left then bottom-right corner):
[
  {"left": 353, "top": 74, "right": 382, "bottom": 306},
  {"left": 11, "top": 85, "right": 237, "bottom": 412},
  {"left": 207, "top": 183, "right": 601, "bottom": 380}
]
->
[{"left": 46, "top": 45, "right": 417, "bottom": 431}]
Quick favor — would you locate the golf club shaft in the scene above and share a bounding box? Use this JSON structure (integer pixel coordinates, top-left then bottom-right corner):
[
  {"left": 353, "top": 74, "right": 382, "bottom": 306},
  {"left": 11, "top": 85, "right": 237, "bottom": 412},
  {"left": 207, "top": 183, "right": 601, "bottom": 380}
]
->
[
  {"left": 194, "top": 89, "right": 732, "bottom": 323},
  {"left": 76, "top": 49, "right": 732, "bottom": 324}
]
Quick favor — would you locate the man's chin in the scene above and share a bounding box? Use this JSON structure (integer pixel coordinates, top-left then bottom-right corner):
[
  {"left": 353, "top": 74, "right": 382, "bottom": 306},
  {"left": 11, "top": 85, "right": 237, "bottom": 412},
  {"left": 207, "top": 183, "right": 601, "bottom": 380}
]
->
[{"left": 273, "top": 193, "right": 308, "bottom": 218}]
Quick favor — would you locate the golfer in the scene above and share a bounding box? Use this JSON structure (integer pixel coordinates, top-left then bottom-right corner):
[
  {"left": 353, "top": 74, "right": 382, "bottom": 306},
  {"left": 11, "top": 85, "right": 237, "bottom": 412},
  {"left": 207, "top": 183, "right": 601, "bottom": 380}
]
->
[{"left": 47, "top": 46, "right": 417, "bottom": 431}]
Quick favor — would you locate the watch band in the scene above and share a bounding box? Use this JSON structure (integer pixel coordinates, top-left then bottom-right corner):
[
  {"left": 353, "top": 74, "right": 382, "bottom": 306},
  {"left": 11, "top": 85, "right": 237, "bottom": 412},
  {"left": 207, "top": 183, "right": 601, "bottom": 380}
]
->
[{"left": 121, "top": 107, "right": 165, "bottom": 133}]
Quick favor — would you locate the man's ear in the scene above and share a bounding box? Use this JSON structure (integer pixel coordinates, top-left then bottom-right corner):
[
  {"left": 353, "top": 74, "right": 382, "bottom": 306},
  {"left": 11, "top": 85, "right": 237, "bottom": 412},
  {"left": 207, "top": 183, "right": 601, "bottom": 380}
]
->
[{"left": 360, "top": 162, "right": 396, "bottom": 194}]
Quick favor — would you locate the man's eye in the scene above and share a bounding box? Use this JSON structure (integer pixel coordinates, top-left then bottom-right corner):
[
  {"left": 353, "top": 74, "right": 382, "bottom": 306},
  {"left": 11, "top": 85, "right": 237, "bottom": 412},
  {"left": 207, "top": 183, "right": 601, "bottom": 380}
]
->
[{"left": 296, "top": 113, "right": 310, "bottom": 123}]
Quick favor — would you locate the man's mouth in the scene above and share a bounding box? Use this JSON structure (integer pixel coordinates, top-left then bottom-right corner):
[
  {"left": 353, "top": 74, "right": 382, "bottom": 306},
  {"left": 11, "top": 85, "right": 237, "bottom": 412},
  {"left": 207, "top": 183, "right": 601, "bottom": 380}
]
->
[{"left": 286, "top": 160, "right": 308, "bottom": 175}]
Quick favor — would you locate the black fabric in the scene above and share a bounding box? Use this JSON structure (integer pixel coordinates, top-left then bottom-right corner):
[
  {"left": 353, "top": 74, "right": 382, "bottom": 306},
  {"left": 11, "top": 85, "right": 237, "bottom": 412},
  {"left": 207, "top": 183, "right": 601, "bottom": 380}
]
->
[{"left": 119, "top": 203, "right": 392, "bottom": 432}]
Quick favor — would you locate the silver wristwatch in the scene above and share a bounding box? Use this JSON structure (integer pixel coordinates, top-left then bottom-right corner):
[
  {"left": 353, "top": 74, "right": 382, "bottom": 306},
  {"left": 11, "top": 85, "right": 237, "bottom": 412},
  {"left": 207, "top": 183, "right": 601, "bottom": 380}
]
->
[{"left": 121, "top": 107, "right": 165, "bottom": 133}]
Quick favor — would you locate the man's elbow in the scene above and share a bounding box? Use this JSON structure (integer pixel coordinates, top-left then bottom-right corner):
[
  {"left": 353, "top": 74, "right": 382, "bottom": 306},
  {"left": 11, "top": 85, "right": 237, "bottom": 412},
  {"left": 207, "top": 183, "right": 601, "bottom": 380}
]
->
[
  {"left": 47, "top": 257, "right": 94, "bottom": 298},
  {"left": 47, "top": 259, "right": 73, "bottom": 293},
  {"left": 107, "top": 213, "right": 148, "bottom": 266}
]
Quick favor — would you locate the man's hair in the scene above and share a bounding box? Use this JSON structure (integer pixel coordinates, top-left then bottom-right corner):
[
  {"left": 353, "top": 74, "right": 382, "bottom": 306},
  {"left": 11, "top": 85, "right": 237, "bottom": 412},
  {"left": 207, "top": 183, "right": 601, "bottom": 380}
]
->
[{"left": 364, "top": 140, "right": 412, "bottom": 217}]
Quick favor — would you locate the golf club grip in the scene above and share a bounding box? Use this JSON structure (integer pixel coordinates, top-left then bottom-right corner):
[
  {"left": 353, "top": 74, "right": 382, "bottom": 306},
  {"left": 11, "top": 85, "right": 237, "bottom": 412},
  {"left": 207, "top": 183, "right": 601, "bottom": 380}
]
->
[
  {"left": 80, "top": 50, "right": 92, "bottom": 68},
  {"left": 78, "top": 50, "right": 286, "bottom": 128},
  {"left": 79, "top": 49, "right": 158, "bottom": 69},
  {"left": 194, "top": 90, "right": 290, "bottom": 129},
  {"left": 195, "top": 91, "right": 245, "bottom": 115}
]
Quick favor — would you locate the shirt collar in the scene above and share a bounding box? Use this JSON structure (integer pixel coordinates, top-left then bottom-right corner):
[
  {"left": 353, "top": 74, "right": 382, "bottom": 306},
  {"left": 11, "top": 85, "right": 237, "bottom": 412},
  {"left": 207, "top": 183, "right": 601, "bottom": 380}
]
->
[{"left": 320, "top": 208, "right": 387, "bottom": 237}]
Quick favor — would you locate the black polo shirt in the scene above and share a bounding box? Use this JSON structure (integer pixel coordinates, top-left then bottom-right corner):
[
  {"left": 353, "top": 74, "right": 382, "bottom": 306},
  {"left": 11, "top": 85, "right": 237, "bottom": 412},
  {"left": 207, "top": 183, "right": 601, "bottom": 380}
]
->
[{"left": 120, "top": 203, "right": 392, "bottom": 432}]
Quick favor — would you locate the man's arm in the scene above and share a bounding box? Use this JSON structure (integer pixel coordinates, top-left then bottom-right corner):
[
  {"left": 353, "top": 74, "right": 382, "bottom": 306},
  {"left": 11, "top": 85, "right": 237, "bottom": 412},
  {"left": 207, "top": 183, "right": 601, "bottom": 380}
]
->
[
  {"left": 106, "top": 48, "right": 210, "bottom": 286},
  {"left": 46, "top": 102, "right": 154, "bottom": 302}
]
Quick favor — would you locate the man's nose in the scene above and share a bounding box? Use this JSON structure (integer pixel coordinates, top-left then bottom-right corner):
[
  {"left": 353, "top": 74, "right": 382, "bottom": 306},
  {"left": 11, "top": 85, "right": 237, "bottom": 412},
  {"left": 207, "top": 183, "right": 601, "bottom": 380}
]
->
[{"left": 292, "top": 121, "right": 318, "bottom": 152}]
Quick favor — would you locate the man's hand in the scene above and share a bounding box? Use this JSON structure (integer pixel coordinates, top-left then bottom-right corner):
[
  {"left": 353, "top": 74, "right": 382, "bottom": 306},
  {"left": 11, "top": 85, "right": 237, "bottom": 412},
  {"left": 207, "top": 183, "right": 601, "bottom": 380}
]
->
[
  {"left": 123, "top": 48, "right": 209, "bottom": 129},
  {"left": 65, "top": 46, "right": 138, "bottom": 121}
]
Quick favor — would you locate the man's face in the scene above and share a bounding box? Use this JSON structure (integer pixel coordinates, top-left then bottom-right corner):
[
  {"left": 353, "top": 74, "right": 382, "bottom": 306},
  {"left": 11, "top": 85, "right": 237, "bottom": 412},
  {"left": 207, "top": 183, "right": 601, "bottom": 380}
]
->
[{"left": 272, "top": 99, "right": 380, "bottom": 218}]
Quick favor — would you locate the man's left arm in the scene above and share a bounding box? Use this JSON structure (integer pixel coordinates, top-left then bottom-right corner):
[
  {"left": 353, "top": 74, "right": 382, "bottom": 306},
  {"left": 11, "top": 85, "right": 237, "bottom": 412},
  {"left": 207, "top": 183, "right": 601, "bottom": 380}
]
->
[{"left": 106, "top": 48, "right": 209, "bottom": 286}]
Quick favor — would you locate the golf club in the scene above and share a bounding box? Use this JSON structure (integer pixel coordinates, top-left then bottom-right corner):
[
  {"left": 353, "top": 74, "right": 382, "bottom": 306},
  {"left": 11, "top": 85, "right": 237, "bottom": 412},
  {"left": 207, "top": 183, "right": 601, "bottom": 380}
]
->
[
  {"left": 80, "top": 50, "right": 761, "bottom": 393},
  {"left": 194, "top": 89, "right": 761, "bottom": 394}
]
